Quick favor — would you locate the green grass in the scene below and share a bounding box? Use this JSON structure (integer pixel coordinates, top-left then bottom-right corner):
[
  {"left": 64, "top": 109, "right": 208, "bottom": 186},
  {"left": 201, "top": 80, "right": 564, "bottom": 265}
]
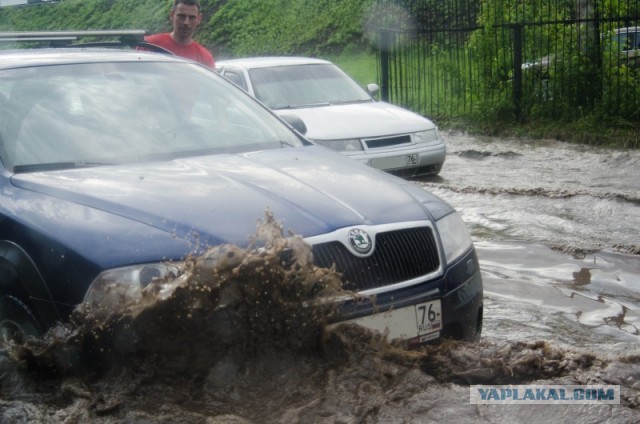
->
[{"left": 326, "top": 50, "right": 379, "bottom": 87}]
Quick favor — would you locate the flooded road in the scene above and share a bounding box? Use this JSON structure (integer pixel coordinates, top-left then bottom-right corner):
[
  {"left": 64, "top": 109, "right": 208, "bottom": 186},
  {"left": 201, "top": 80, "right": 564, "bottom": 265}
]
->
[
  {"left": 1, "top": 132, "right": 639, "bottom": 423},
  {"left": 416, "top": 132, "right": 639, "bottom": 350},
  {"left": 422, "top": 132, "right": 639, "bottom": 254}
]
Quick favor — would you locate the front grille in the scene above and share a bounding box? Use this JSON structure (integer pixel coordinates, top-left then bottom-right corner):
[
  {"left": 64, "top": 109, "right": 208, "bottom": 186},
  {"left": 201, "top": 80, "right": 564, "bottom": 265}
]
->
[
  {"left": 312, "top": 227, "right": 440, "bottom": 292},
  {"left": 387, "top": 163, "right": 443, "bottom": 178},
  {"left": 365, "top": 135, "right": 411, "bottom": 149}
]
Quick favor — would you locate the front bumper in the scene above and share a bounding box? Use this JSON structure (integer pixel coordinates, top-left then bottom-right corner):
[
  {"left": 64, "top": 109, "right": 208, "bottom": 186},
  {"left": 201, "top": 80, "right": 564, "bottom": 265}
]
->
[
  {"left": 347, "top": 141, "right": 447, "bottom": 177},
  {"left": 330, "top": 248, "right": 483, "bottom": 345}
]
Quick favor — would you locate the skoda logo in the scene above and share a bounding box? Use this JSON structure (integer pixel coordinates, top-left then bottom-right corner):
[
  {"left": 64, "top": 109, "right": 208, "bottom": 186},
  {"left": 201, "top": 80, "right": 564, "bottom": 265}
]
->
[{"left": 348, "top": 228, "right": 373, "bottom": 255}]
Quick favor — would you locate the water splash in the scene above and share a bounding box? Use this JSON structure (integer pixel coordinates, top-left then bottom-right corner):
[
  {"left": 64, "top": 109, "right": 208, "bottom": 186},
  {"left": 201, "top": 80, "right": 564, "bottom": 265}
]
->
[{"left": 1, "top": 212, "right": 638, "bottom": 422}]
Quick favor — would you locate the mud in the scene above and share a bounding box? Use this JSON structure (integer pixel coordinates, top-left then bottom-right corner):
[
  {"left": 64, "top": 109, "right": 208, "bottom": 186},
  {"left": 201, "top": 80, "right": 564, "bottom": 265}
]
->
[{"left": 2, "top": 134, "right": 640, "bottom": 423}]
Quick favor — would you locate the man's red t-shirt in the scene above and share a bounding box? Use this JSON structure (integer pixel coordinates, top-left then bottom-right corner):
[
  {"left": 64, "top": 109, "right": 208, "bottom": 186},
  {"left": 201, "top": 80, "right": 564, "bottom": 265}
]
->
[{"left": 145, "top": 33, "right": 215, "bottom": 69}]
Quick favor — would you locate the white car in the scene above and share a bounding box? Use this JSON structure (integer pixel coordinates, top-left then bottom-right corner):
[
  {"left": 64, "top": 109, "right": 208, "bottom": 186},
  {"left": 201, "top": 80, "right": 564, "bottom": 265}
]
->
[{"left": 217, "top": 57, "right": 446, "bottom": 177}]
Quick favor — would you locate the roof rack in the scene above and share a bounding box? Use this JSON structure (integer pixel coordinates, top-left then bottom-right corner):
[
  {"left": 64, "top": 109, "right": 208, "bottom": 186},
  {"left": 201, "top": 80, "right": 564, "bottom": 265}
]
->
[
  {"left": 0, "top": 29, "right": 147, "bottom": 42},
  {"left": 0, "top": 29, "right": 172, "bottom": 54}
]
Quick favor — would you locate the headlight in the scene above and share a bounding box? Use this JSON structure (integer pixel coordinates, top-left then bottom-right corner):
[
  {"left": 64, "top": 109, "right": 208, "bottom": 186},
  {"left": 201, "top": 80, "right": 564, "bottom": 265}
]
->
[
  {"left": 413, "top": 129, "right": 440, "bottom": 144},
  {"left": 312, "top": 138, "right": 364, "bottom": 152},
  {"left": 435, "top": 212, "right": 473, "bottom": 265},
  {"left": 83, "top": 262, "right": 183, "bottom": 305}
]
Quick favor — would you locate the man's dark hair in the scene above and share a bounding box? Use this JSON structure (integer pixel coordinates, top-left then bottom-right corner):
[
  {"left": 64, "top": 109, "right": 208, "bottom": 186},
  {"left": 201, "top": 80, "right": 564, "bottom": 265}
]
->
[{"left": 173, "top": 0, "right": 200, "bottom": 11}]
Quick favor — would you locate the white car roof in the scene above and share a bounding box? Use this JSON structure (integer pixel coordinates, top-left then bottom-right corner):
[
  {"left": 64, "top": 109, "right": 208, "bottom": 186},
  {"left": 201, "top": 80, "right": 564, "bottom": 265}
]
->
[
  {"left": 217, "top": 56, "right": 332, "bottom": 69},
  {"left": 615, "top": 26, "right": 640, "bottom": 34}
]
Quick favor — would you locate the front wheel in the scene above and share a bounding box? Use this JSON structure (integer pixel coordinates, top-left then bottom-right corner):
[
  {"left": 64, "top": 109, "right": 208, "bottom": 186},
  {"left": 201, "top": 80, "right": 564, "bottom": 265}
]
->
[{"left": 0, "top": 296, "right": 41, "bottom": 348}]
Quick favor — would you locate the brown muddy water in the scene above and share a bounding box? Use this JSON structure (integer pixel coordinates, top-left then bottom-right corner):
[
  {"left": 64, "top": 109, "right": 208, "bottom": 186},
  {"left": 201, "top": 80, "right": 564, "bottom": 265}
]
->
[{"left": 1, "top": 133, "right": 639, "bottom": 423}]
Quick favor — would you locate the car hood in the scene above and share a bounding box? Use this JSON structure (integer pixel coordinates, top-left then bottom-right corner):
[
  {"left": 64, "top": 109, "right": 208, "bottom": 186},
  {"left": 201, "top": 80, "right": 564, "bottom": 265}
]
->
[
  {"left": 10, "top": 147, "right": 435, "bottom": 247},
  {"left": 273, "top": 101, "right": 435, "bottom": 140}
]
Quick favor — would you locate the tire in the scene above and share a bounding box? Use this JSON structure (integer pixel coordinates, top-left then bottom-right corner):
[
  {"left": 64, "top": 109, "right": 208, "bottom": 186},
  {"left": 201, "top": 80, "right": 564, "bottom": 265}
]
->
[
  {"left": 467, "top": 307, "right": 483, "bottom": 342},
  {"left": 0, "top": 295, "right": 42, "bottom": 348}
]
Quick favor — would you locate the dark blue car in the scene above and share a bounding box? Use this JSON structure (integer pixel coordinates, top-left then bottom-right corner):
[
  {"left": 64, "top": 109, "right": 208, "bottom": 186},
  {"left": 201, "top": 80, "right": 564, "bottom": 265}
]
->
[{"left": 0, "top": 46, "right": 482, "bottom": 348}]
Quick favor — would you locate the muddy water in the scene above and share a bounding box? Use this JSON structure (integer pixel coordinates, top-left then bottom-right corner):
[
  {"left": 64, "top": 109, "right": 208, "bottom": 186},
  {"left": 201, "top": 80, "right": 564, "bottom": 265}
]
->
[
  {"left": 1, "top": 133, "right": 639, "bottom": 423},
  {"left": 421, "top": 133, "right": 639, "bottom": 254}
]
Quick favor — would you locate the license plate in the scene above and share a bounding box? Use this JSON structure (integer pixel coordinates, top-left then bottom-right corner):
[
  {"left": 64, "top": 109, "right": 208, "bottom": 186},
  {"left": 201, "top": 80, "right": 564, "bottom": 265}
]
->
[
  {"left": 331, "top": 299, "right": 442, "bottom": 342},
  {"left": 371, "top": 153, "right": 418, "bottom": 170},
  {"left": 415, "top": 300, "right": 442, "bottom": 335}
]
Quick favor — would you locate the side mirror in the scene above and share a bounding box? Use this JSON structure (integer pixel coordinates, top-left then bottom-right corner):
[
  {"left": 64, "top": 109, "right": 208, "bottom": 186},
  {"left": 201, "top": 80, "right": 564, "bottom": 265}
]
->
[
  {"left": 280, "top": 114, "right": 307, "bottom": 135},
  {"left": 367, "top": 83, "right": 380, "bottom": 97}
]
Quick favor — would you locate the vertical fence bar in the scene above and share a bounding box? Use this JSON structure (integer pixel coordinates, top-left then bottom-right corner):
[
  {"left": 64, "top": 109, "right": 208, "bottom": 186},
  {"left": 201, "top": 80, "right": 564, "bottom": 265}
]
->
[
  {"left": 512, "top": 23, "right": 523, "bottom": 120},
  {"left": 379, "top": 29, "right": 391, "bottom": 102}
]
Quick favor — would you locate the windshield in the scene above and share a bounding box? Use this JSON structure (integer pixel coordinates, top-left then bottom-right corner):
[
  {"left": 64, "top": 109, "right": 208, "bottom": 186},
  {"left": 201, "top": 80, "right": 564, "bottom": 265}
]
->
[
  {"left": 248, "top": 63, "right": 372, "bottom": 109},
  {"left": 612, "top": 30, "right": 640, "bottom": 51},
  {"left": 0, "top": 61, "right": 302, "bottom": 172}
]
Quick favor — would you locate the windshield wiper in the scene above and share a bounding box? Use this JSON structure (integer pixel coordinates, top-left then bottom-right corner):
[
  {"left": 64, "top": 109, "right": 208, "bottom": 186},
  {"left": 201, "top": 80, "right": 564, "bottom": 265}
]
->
[{"left": 13, "top": 161, "right": 113, "bottom": 173}]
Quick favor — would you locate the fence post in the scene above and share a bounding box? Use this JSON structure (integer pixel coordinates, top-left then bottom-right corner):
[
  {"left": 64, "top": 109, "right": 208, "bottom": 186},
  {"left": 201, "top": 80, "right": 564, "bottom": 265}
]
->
[
  {"left": 379, "top": 29, "right": 392, "bottom": 102},
  {"left": 512, "top": 23, "right": 523, "bottom": 120}
]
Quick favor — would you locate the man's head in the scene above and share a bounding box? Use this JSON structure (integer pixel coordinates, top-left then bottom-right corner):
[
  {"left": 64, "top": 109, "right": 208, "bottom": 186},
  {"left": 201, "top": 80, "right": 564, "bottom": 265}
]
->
[
  {"left": 170, "top": 0, "right": 202, "bottom": 45},
  {"left": 172, "top": 0, "right": 200, "bottom": 12}
]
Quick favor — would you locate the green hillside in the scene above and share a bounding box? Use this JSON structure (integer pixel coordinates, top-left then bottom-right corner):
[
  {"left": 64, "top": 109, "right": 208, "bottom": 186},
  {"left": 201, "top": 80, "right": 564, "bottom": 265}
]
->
[{"left": 0, "top": 0, "right": 377, "bottom": 59}]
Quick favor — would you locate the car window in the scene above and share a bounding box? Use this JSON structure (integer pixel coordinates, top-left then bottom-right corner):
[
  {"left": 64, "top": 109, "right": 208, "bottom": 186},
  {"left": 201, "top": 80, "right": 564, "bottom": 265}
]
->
[
  {"left": 222, "top": 68, "right": 248, "bottom": 91},
  {"left": 613, "top": 31, "right": 640, "bottom": 51},
  {"left": 247, "top": 64, "right": 372, "bottom": 109},
  {"left": 0, "top": 61, "right": 302, "bottom": 172}
]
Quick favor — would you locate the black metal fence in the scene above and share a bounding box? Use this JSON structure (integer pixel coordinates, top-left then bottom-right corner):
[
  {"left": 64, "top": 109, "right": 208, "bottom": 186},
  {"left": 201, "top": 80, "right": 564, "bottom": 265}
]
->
[{"left": 376, "top": 0, "right": 640, "bottom": 123}]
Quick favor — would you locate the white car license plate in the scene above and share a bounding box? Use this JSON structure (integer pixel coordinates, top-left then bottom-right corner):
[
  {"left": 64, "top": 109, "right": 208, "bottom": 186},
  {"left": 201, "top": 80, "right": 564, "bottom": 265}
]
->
[
  {"left": 371, "top": 153, "right": 418, "bottom": 170},
  {"left": 331, "top": 299, "right": 442, "bottom": 342}
]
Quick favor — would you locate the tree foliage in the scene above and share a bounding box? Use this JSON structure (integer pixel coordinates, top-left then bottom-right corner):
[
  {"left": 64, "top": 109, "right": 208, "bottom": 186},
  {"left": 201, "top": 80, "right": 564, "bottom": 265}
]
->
[{"left": 466, "top": 0, "right": 640, "bottom": 121}]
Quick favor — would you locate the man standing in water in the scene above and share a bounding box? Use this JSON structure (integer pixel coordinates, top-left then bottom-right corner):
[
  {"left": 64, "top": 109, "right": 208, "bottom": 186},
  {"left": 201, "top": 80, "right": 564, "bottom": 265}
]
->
[{"left": 145, "top": 0, "right": 215, "bottom": 69}]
